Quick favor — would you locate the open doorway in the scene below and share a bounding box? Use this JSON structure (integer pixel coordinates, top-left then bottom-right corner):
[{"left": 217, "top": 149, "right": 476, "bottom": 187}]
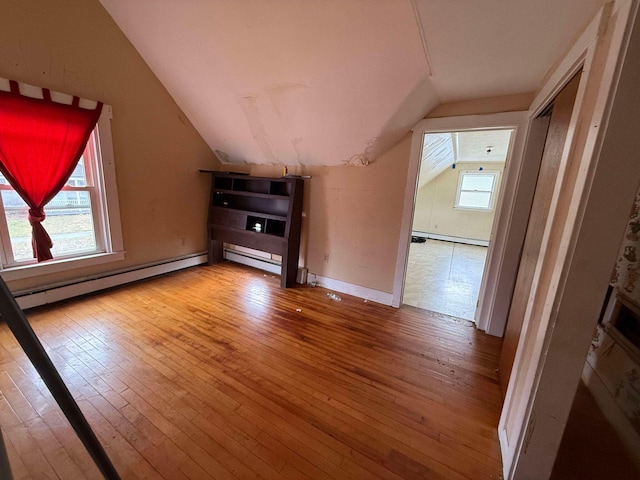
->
[
  {"left": 402, "top": 129, "right": 513, "bottom": 320},
  {"left": 393, "top": 111, "right": 529, "bottom": 335}
]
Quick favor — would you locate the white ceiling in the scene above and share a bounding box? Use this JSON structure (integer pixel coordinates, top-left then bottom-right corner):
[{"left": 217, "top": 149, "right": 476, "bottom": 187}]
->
[
  {"left": 455, "top": 130, "right": 513, "bottom": 164},
  {"left": 98, "top": 0, "right": 606, "bottom": 167}
]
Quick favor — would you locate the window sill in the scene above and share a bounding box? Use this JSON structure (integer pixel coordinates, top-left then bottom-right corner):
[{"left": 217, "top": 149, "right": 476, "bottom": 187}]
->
[{"left": 0, "top": 251, "right": 126, "bottom": 282}]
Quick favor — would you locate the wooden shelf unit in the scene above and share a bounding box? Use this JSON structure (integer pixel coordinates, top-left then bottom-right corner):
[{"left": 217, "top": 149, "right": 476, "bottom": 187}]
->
[{"left": 201, "top": 171, "right": 304, "bottom": 287}]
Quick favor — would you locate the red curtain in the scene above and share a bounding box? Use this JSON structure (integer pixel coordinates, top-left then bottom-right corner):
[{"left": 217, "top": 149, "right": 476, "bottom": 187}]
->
[{"left": 0, "top": 80, "right": 103, "bottom": 261}]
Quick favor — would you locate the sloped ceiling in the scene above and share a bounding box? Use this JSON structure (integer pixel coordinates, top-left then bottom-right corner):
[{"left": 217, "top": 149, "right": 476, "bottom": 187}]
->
[
  {"left": 418, "top": 129, "right": 513, "bottom": 189},
  {"left": 98, "top": 0, "right": 606, "bottom": 166}
]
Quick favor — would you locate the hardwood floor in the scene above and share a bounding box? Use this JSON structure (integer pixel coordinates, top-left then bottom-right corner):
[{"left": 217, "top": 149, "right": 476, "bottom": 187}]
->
[{"left": 0, "top": 262, "right": 504, "bottom": 479}]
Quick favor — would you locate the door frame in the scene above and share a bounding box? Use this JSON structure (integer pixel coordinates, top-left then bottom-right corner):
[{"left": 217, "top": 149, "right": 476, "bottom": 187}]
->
[{"left": 392, "top": 111, "right": 529, "bottom": 337}]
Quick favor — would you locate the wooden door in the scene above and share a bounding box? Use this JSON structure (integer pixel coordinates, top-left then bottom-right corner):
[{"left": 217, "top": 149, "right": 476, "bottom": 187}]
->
[{"left": 499, "top": 71, "right": 582, "bottom": 394}]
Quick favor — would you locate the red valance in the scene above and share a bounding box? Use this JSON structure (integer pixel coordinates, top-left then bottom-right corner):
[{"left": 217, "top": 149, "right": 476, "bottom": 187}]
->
[{"left": 0, "top": 80, "right": 103, "bottom": 261}]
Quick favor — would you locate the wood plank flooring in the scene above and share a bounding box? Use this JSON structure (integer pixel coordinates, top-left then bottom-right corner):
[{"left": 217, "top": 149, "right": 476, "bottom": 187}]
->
[{"left": 0, "top": 262, "right": 504, "bottom": 479}]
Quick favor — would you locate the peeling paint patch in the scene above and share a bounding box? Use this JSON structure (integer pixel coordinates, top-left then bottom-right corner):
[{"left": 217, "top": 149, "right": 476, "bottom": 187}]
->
[
  {"left": 214, "top": 149, "right": 231, "bottom": 163},
  {"left": 238, "top": 94, "right": 277, "bottom": 163},
  {"left": 267, "top": 83, "right": 308, "bottom": 165},
  {"left": 345, "top": 154, "right": 369, "bottom": 166},
  {"left": 343, "top": 137, "right": 380, "bottom": 166},
  {"left": 215, "top": 149, "right": 251, "bottom": 165}
]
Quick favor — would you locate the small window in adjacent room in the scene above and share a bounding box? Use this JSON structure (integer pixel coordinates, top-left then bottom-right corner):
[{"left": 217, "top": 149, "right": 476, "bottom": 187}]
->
[
  {"left": 455, "top": 171, "right": 500, "bottom": 210},
  {"left": 0, "top": 105, "right": 124, "bottom": 279}
]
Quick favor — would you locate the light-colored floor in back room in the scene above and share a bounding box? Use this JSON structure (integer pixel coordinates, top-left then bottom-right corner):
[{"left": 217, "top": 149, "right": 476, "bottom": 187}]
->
[{"left": 403, "top": 238, "right": 488, "bottom": 320}]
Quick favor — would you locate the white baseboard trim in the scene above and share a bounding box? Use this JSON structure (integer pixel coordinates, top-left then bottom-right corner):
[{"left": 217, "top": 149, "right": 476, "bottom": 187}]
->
[
  {"left": 581, "top": 362, "right": 640, "bottom": 469},
  {"left": 307, "top": 273, "right": 393, "bottom": 306},
  {"left": 411, "top": 231, "right": 489, "bottom": 247},
  {"left": 223, "top": 251, "right": 393, "bottom": 305},
  {"left": 14, "top": 253, "right": 208, "bottom": 310},
  {"left": 224, "top": 249, "right": 281, "bottom": 275},
  {"left": 11, "top": 250, "right": 393, "bottom": 310}
]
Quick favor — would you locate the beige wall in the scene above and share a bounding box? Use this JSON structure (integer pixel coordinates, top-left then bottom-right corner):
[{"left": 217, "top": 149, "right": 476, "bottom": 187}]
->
[
  {"left": 216, "top": 94, "right": 530, "bottom": 294},
  {"left": 0, "top": 0, "right": 217, "bottom": 292},
  {"left": 0, "top": 1, "right": 534, "bottom": 297},
  {"left": 220, "top": 134, "right": 412, "bottom": 293},
  {"left": 427, "top": 93, "right": 534, "bottom": 118},
  {"left": 413, "top": 162, "right": 505, "bottom": 242}
]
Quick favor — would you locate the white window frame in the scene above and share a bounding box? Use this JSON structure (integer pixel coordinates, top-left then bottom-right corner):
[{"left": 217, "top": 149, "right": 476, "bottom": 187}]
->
[
  {"left": 0, "top": 132, "right": 101, "bottom": 265},
  {"left": 454, "top": 170, "right": 500, "bottom": 211},
  {"left": 0, "top": 104, "right": 125, "bottom": 282}
]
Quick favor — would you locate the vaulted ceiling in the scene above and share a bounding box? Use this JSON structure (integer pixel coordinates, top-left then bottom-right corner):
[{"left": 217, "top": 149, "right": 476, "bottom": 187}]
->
[
  {"left": 418, "top": 129, "right": 513, "bottom": 188},
  {"left": 98, "top": 0, "right": 606, "bottom": 166}
]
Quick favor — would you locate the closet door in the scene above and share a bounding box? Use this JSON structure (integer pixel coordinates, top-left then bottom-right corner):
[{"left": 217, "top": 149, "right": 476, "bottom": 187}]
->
[{"left": 499, "top": 72, "right": 581, "bottom": 394}]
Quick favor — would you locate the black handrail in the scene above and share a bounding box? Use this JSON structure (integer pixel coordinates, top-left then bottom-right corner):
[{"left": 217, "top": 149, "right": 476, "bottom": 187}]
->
[
  {"left": 0, "top": 427, "right": 12, "bottom": 480},
  {"left": 0, "top": 276, "right": 120, "bottom": 479}
]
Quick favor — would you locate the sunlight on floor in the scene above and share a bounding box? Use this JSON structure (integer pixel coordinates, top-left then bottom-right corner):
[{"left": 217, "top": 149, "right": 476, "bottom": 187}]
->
[{"left": 403, "top": 239, "right": 488, "bottom": 320}]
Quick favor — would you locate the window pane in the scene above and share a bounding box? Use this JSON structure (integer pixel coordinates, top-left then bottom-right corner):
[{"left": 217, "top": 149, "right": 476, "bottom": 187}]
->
[
  {"left": 2, "top": 163, "right": 88, "bottom": 186},
  {"left": 1, "top": 190, "right": 31, "bottom": 262},
  {"left": 65, "top": 156, "right": 88, "bottom": 187},
  {"left": 459, "top": 191, "right": 492, "bottom": 209},
  {"left": 461, "top": 174, "right": 494, "bottom": 192},
  {"left": 1, "top": 189, "right": 96, "bottom": 264},
  {"left": 48, "top": 190, "right": 96, "bottom": 257}
]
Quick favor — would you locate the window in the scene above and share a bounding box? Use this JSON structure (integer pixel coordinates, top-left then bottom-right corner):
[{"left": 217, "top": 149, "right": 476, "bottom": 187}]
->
[
  {"left": 455, "top": 171, "right": 500, "bottom": 210},
  {"left": 0, "top": 106, "right": 124, "bottom": 279}
]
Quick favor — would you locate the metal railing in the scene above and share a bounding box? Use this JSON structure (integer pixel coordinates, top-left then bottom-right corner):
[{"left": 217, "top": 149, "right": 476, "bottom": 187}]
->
[{"left": 0, "top": 276, "right": 120, "bottom": 479}]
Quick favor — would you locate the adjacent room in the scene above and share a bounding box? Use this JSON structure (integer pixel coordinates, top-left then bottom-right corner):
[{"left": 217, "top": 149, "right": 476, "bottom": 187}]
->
[
  {"left": 1, "top": 1, "right": 640, "bottom": 479},
  {"left": 403, "top": 129, "right": 512, "bottom": 320}
]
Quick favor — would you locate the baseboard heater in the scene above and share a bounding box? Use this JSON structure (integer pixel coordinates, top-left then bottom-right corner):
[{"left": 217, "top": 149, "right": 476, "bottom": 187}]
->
[
  {"left": 13, "top": 253, "right": 208, "bottom": 310},
  {"left": 223, "top": 248, "right": 281, "bottom": 275},
  {"left": 224, "top": 248, "right": 308, "bottom": 284}
]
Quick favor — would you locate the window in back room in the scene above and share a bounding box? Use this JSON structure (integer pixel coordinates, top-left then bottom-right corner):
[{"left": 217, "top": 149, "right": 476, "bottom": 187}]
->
[
  {"left": 455, "top": 171, "right": 500, "bottom": 210},
  {"left": 403, "top": 128, "right": 513, "bottom": 321}
]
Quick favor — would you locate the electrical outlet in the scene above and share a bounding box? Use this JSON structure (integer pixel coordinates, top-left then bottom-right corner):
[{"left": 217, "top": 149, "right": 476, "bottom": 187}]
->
[{"left": 324, "top": 253, "right": 330, "bottom": 263}]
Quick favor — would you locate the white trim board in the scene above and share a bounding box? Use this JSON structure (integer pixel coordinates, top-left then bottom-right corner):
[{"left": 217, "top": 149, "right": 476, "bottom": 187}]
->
[
  {"left": 14, "top": 253, "right": 208, "bottom": 309},
  {"left": 10, "top": 248, "right": 391, "bottom": 314},
  {"left": 219, "top": 250, "right": 393, "bottom": 306},
  {"left": 411, "top": 231, "right": 490, "bottom": 247},
  {"left": 1, "top": 251, "right": 126, "bottom": 282},
  {"left": 307, "top": 273, "right": 394, "bottom": 306}
]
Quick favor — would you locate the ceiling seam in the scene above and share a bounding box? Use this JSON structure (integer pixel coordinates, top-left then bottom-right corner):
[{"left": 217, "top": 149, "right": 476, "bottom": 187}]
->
[{"left": 410, "top": 0, "right": 434, "bottom": 77}]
